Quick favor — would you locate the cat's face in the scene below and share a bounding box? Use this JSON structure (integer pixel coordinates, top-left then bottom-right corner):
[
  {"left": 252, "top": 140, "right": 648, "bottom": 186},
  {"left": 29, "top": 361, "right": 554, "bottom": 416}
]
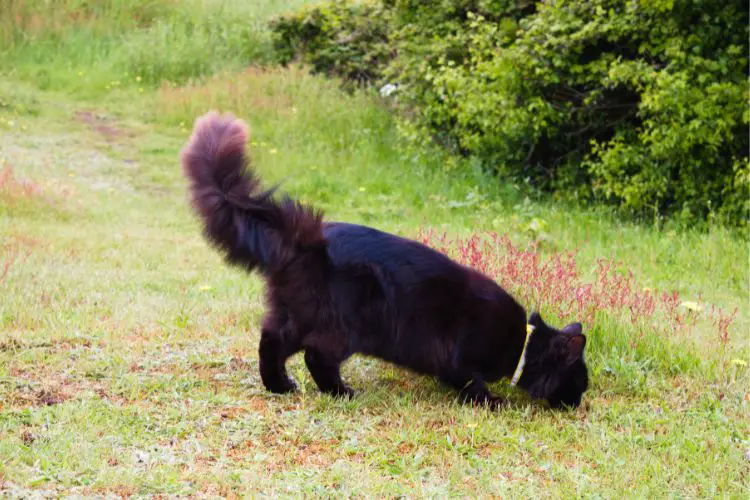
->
[{"left": 522, "top": 312, "right": 589, "bottom": 409}]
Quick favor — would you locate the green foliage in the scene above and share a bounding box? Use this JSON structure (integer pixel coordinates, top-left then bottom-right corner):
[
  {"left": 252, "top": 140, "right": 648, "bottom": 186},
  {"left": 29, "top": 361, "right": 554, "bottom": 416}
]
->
[
  {"left": 270, "top": 1, "right": 392, "bottom": 86},
  {"left": 270, "top": 0, "right": 749, "bottom": 226}
]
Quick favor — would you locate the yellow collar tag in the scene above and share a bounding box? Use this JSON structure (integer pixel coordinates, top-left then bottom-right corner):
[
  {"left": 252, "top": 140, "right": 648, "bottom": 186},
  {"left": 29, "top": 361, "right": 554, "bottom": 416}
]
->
[{"left": 511, "top": 324, "right": 535, "bottom": 386}]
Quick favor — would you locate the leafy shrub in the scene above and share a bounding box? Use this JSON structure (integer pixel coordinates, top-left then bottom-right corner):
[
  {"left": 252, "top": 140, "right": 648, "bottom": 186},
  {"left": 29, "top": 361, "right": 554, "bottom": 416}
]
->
[
  {"left": 270, "top": 1, "right": 392, "bottom": 87},
  {"left": 270, "top": 0, "right": 749, "bottom": 227}
]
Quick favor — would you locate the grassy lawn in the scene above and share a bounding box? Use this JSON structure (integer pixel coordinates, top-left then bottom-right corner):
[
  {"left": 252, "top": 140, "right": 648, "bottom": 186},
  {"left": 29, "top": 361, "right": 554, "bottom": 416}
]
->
[{"left": 1, "top": 1, "right": 747, "bottom": 496}]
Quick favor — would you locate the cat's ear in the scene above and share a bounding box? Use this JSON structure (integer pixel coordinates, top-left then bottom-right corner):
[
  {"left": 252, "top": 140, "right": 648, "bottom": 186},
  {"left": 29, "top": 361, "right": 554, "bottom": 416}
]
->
[
  {"left": 561, "top": 322, "right": 583, "bottom": 336},
  {"left": 529, "top": 311, "right": 544, "bottom": 328},
  {"left": 563, "top": 334, "right": 586, "bottom": 364}
]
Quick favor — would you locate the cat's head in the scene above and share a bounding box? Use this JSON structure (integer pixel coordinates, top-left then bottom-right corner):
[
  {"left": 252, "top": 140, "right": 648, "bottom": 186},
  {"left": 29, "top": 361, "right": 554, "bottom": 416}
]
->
[{"left": 517, "top": 311, "right": 589, "bottom": 409}]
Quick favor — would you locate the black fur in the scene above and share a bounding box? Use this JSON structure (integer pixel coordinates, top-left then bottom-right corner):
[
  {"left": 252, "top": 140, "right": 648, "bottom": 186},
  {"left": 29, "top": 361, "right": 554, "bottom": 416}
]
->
[{"left": 181, "top": 111, "right": 590, "bottom": 409}]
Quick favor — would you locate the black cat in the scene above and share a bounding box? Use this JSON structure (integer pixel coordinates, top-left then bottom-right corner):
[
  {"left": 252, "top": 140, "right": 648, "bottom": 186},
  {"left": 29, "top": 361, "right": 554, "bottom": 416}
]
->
[{"left": 181, "top": 111, "right": 589, "bottom": 409}]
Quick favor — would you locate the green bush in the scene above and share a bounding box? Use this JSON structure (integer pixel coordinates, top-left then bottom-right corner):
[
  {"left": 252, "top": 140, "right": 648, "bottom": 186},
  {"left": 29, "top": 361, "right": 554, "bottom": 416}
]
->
[
  {"left": 270, "top": 0, "right": 749, "bottom": 227},
  {"left": 270, "top": 1, "right": 392, "bottom": 87}
]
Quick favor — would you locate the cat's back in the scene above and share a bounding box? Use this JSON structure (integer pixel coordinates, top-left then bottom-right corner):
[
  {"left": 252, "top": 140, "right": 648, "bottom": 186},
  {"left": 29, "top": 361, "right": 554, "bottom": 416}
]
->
[
  {"left": 322, "top": 223, "right": 522, "bottom": 309},
  {"left": 322, "top": 222, "right": 463, "bottom": 280}
]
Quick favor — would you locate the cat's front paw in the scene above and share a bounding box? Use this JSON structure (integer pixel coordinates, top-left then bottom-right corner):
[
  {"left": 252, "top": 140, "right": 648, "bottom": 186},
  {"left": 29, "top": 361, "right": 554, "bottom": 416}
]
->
[
  {"left": 331, "top": 384, "right": 356, "bottom": 399},
  {"left": 467, "top": 394, "right": 505, "bottom": 410},
  {"left": 487, "top": 396, "right": 506, "bottom": 410}
]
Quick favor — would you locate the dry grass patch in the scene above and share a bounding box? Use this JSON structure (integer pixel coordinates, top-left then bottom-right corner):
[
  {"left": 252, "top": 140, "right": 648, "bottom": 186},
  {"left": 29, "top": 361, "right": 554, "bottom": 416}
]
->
[
  {"left": 0, "top": 164, "right": 43, "bottom": 200},
  {"left": 74, "top": 110, "right": 134, "bottom": 143},
  {"left": 155, "top": 66, "right": 313, "bottom": 126},
  {"left": 0, "top": 163, "right": 75, "bottom": 216}
]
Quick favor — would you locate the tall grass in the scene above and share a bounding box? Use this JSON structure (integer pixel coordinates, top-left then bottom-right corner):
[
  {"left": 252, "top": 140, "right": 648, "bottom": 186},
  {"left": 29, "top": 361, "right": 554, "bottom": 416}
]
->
[{"left": 0, "top": 0, "right": 310, "bottom": 94}]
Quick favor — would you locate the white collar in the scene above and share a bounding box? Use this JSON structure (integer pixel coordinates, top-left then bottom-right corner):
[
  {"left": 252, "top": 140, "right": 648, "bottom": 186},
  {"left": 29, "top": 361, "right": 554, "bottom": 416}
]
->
[{"left": 510, "top": 324, "right": 535, "bottom": 386}]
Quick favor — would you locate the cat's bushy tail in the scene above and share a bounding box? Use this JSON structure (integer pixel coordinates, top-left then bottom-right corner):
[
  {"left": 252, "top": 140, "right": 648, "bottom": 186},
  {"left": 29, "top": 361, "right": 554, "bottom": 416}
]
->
[{"left": 180, "top": 111, "right": 325, "bottom": 274}]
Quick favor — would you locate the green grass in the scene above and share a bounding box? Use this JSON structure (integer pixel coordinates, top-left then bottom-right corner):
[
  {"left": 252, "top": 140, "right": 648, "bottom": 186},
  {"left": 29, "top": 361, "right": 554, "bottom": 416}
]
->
[
  {"left": 1, "top": 0, "right": 310, "bottom": 95},
  {"left": 1, "top": 1, "right": 748, "bottom": 496}
]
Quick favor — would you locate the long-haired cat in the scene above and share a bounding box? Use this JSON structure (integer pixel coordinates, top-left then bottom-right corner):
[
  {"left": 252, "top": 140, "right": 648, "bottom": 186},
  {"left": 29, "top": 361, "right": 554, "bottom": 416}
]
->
[{"left": 181, "top": 111, "right": 589, "bottom": 409}]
